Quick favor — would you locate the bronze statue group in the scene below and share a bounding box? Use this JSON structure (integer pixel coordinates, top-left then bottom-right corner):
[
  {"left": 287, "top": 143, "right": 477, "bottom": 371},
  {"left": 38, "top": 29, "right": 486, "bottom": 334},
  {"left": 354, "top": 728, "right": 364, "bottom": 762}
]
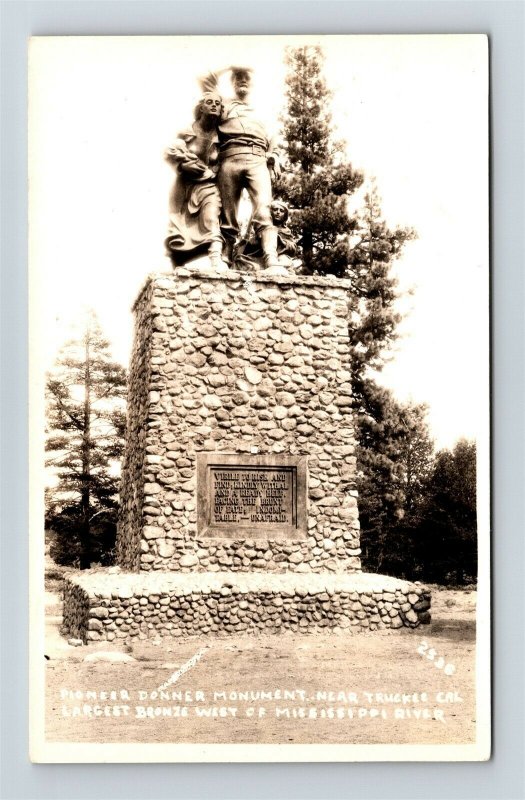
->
[{"left": 165, "top": 66, "right": 299, "bottom": 275}]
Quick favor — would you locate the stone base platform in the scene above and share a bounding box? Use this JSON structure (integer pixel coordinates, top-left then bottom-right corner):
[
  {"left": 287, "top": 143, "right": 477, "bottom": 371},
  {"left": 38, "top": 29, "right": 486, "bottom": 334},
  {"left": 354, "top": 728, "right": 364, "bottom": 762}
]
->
[{"left": 62, "top": 570, "right": 431, "bottom": 642}]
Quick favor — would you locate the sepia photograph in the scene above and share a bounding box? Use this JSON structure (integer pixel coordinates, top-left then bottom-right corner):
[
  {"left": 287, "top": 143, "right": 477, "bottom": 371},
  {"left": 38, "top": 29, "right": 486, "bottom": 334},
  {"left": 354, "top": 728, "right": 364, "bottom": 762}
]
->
[{"left": 28, "top": 34, "right": 490, "bottom": 762}]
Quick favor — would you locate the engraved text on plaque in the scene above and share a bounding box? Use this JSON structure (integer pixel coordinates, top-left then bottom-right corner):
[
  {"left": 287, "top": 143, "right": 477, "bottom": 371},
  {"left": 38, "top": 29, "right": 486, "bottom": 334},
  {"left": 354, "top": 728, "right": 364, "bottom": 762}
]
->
[
  {"left": 197, "top": 453, "right": 307, "bottom": 538},
  {"left": 211, "top": 468, "right": 293, "bottom": 525}
]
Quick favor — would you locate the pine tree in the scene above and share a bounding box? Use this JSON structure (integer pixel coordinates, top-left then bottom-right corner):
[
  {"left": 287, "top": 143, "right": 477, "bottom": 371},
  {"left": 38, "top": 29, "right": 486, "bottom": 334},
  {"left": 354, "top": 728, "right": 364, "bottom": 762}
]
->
[
  {"left": 357, "top": 384, "right": 434, "bottom": 574},
  {"left": 415, "top": 440, "right": 477, "bottom": 584},
  {"left": 274, "top": 45, "right": 364, "bottom": 276},
  {"left": 398, "top": 404, "right": 434, "bottom": 519},
  {"left": 347, "top": 182, "right": 416, "bottom": 384},
  {"left": 278, "top": 45, "right": 421, "bottom": 577},
  {"left": 277, "top": 46, "right": 416, "bottom": 400},
  {"left": 46, "top": 311, "right": 127, "bottom": 568}
]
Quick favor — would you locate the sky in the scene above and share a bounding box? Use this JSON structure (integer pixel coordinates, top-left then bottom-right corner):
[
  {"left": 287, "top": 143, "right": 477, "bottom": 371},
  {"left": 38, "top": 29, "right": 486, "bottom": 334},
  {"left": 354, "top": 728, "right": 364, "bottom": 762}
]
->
[{"left": 29, "top": 34, "right": 489, "bottom": 450}]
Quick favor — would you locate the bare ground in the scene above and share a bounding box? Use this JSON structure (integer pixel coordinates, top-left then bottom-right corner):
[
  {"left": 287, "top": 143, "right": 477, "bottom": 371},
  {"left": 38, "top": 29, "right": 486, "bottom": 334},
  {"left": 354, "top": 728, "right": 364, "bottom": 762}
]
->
[{"left": 43, "top": 567, "right": 477, "bottom": 746}]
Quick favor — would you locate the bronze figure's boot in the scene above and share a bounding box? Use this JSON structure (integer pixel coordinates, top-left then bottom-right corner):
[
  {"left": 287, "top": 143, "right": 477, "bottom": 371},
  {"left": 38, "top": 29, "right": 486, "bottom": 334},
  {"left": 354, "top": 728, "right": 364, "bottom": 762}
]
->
[
  {"left": 209, "top": 240, "right": 227, "bottom": 272},
  {"left": 261, "top": 227, "right": 289, "bottom": 275}
]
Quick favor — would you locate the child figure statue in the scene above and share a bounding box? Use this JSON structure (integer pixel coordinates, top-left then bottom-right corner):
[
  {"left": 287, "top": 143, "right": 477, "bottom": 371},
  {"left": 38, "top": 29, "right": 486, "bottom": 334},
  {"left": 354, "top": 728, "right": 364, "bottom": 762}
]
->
[{"left": 235, "top": 200, "right": 300, "bottom": 272}]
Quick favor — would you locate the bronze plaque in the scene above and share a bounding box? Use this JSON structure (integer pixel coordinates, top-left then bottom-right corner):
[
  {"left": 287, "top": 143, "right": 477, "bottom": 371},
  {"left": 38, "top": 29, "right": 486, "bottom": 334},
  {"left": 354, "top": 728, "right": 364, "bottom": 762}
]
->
[
  {"left": 211, "top": 467, "right": 294, "bottom": 525},
  {"left": 197, "top": 453, "right": 307, "bottom": 538}
]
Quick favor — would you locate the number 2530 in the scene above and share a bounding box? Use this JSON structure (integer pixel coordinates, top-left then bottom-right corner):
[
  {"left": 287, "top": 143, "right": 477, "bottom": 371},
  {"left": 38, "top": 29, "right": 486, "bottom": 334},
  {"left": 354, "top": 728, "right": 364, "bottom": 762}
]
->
[{"left": 417, "top": 641, "right": 456, "bottom": 675}]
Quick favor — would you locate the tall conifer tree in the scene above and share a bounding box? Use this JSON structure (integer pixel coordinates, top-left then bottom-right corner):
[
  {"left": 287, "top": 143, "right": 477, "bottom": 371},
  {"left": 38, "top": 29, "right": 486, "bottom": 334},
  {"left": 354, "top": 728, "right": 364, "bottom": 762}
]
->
[
  {"left": 274, "top": 45, "right": 364, "bottom": 276},
  {"left": 277, "top": 45, "right": 419, "bottom": 543},
  {"left": 46, "top": 311, "right": 127, "bottom": 568}
]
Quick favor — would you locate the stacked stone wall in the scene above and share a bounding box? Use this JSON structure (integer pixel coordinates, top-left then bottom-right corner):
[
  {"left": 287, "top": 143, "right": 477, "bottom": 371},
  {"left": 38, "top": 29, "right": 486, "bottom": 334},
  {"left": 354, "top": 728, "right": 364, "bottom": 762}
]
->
[
  {"left": 62, "top": 571, "right": 431, "bottom": 642},
  {"left": 117, "top": 270, "right": 361, "bottom": 574},
  {"left": 116, "top": 279, "right": 155, "bottom": 570}
]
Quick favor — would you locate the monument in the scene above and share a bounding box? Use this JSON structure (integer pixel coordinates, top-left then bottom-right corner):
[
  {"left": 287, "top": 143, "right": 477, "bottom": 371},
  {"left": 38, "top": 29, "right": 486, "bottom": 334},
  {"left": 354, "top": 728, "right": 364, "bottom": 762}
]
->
[{"left": 62, "top": 66, "right": 431, "bottom": 642}]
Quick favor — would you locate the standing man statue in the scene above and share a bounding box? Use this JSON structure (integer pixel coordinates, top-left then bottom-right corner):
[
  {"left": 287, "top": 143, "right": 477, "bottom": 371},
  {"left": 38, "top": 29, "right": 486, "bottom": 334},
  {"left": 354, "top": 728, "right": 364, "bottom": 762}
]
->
[{"left": 199, "top": 66, "right": 285, "bottom": 272}]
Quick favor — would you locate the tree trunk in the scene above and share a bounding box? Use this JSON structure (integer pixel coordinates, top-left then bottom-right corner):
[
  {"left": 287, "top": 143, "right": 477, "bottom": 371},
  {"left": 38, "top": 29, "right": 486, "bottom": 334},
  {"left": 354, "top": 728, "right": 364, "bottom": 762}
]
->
[
  {"left": 302, "top": 227, "right": 313, "bottom": 270},
  {"left": 80, "top": 333, "right": 91, "bottom": 569}
]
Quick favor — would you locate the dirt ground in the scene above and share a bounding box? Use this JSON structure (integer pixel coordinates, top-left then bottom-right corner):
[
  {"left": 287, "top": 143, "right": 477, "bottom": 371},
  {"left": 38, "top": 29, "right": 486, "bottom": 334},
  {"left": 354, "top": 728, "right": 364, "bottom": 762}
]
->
[{"left": 43, "top": 565, "right": 477, "bottom": 746}]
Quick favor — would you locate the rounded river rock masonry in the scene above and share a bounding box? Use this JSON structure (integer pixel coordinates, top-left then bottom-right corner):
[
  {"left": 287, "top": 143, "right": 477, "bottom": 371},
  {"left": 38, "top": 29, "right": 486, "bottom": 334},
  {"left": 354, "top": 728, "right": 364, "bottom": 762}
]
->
[{"left": 62, "top": 267, "right": 431, "bottom": 641}]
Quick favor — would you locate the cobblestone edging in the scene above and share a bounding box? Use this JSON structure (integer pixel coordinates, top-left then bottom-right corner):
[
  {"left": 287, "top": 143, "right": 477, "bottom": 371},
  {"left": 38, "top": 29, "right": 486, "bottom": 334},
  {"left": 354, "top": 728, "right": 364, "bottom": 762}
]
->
[
  {"left": 117, "top": 269, "right": 361, "bottom": 573},
  {"left": 62, "top": 570, "right": 431, "bottom": 642}
]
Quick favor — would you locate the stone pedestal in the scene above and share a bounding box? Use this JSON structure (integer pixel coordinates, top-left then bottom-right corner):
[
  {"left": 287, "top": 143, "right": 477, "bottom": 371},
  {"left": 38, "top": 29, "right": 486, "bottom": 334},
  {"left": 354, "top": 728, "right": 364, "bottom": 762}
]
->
[
  {"left": 117, "top": 268, "right": 361, "bottom": 574},
  {"left": 62, "top": 266, "right": 431, "bottom": 642},
  {"left": 62, "top": 572, "right": 431, "bottom": 641}
]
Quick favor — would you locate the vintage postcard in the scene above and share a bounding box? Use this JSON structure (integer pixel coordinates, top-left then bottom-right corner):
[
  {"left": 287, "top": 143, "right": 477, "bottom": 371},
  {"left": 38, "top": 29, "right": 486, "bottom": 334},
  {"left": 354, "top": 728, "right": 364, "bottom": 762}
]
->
[{"left": 29, "top": 34, "right": 490, "bottom": 762}]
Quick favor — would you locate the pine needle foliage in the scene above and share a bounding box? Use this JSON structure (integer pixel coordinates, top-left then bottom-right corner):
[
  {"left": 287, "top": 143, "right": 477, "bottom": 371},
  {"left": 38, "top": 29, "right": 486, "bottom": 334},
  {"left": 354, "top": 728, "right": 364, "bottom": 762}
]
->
[
  {"left": 46, "top": 311, "right": 127, "bottom": 568},
  {"left": 277, "top": 47, "right": 476, "bottom": 584}
]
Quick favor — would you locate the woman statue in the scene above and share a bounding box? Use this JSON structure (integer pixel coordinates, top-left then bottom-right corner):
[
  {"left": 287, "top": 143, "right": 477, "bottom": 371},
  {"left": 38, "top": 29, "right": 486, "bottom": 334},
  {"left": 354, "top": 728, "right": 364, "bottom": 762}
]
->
[{"left": 165, "top": 92, "right": 224, "bottom": 270}]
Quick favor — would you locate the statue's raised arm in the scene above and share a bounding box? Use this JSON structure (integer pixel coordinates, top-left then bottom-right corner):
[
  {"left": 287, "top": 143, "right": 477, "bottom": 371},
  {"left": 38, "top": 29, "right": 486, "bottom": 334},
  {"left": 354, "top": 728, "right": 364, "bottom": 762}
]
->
[
  {"left": 202, "top": 66, "right": 286, "bottom": 274},
  {"left": 198, "top": 65, "right": 250, "bottom": 94}
]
